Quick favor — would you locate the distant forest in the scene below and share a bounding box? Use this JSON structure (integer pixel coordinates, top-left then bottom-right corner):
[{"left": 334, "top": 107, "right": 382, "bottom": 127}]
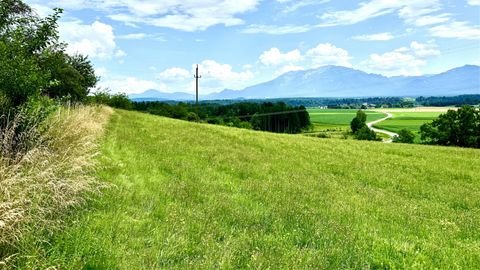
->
[
  {"left": 415, "top": 95, "right": 480, "bottom": 107},
  {"left": 202, "top": 95, "right": 480, "bottom": 108},
  {"left": 93, "top": 93, "right": 479, "bottom": 134},
  {"left": 132, "top": 101, "right": 311, "bottom": 134}
]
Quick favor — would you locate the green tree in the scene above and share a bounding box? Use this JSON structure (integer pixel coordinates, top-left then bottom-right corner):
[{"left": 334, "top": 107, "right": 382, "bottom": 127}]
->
[
  {"left": 350, "top": 110, "right": 367, "bottom": 133},
  {"left": 393, "top": 129, "right": 415, "bottom": 144},
  {"left": 420, "top": 106, "right": 480, "bottom": 148},
  {"left": 40, "top": 51, "right": 98, "bottom": 102},
  {"left": 0, "top": 0, "right": 63, "bottom": 106},
  {"left": 355, "top": 126, "right": 378, "bottom": 141}
]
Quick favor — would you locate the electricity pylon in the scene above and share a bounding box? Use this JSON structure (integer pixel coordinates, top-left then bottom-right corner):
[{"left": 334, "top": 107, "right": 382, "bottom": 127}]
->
[{"left": 194, "top": 64, "right": 202, "bottom": 107}]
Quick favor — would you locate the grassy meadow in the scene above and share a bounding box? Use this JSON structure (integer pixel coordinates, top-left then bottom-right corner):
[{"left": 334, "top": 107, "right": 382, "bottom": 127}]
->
[{"left": 18, "top": 109, "right": 480, "bottom": 269}]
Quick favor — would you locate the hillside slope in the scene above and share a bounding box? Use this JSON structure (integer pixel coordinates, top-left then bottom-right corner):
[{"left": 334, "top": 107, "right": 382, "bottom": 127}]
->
[{"left": 28, "top": 110, "right": 480, "bottom": 269}]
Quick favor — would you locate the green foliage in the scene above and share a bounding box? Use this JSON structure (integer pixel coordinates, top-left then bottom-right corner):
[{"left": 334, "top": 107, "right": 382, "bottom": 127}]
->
[
  {"left": 88, "top": 90, "right": 133, "bottom": 109},
  {"left": 350, "top": 110, "right": 367, "bottom": 133},
  {"left": 420, "top": 106, "right": 480, "bottom": 148},
  {"left": 185, "top": 112, "right": 199, "bottom": 122},
  {"left": 41, "top": 52, "right": 97, "bottom": 101},
  {"left": 355, "top": 125, "right": 379, "bottom": 141},
  {"left": 19, "top": 110, "right": 480, "bottom": 269},
  {"left": 134, "top": 101, "right": 310, "bottom": 134},
  {"left": 0, "top": 1, "right": 63, "bottom": 106},
  {"left": 393, "top": 129, "right": 415, "bottom": 143},
  {"left": 0, "top": 0, "right": 97, "bottom": 107}
]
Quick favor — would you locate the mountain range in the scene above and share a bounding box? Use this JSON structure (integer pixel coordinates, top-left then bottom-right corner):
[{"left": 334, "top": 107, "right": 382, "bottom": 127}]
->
[{"left": 129, "top": 65, "right": 480, "bottom": 101}]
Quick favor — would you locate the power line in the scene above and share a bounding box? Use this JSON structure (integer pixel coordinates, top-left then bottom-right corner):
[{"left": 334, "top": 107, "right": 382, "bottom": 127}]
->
[{"left": 201, "top": 108, "right": 309, "bottom": 121}]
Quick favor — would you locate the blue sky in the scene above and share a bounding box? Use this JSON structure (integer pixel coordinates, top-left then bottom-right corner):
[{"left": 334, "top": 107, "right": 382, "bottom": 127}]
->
[{"left": 27, "top": 0, "right": 480, "bottom": 95}]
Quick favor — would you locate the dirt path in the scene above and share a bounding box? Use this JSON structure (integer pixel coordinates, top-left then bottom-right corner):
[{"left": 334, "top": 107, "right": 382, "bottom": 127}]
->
[{"left": 367, "top": 112, "right": 398, "bottom": 143}]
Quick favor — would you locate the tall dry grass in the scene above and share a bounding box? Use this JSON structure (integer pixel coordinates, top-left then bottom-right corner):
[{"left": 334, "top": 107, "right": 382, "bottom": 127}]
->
[{"left": 0, "top": 105, "right": 112, "bottom": 266}]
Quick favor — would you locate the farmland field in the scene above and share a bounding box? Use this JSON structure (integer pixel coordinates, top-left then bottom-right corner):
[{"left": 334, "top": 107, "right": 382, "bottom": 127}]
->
[
  {"left": 373, "top": 112, "right": 441, "bottom": 133},
  {"left": 307, "top": 109, "right": 386, "bottom": 132},
  {"left": 18, "top": 109, "right": 480, "bottom": 269},
  {"left": 373, "top": 108, "right": 453, "bottom": 142}
]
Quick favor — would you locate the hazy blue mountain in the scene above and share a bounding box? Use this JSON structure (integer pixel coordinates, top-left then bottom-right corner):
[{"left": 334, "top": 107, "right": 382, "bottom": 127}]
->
[
  {"left": 129, "top": 89, "right": 194, "bottom": 101},
  {"left": 130, "top": 65, "right": 480, "bottom": 101}
]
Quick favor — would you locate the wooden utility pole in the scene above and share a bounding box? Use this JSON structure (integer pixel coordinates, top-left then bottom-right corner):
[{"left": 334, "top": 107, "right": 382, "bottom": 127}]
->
[{"left": 194, "top": 64, "right": 202, "bottom": 107}]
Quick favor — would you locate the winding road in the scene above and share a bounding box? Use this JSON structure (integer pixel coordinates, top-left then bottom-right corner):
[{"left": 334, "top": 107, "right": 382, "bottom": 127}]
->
[{"left": 367, "top": 112, "right": 398, "bottom": 143}]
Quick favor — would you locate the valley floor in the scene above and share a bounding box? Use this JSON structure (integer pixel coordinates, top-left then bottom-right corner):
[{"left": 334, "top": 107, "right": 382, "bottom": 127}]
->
[{"left": 27, "top": 109, "right": 480, "bottom": 269}]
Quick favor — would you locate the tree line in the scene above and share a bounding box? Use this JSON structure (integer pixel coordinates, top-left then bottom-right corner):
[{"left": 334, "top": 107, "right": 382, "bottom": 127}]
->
[
  {"left": 201, "top": 95, "right": 480, "bottom": 109},
  {"left": 131, "top": 101, "right": 311, "bottom": 134}
]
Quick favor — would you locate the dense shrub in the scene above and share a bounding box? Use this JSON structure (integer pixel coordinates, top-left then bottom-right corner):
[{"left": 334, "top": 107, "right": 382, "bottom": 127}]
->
[
  {"left": 393, "top": 129, "right": 415, "bottom": 144},
  {"left": 420, "top": 106, "right": 480, "bottom": 148},
  {"left": 355, "top": 126, "right": 379, "bottom": 141}
]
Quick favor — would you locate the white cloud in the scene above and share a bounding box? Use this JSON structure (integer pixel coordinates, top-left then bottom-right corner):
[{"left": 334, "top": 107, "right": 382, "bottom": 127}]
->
[
  {"left": 429, "top": 21, "right": 480, "bottom": 40},
  {"left": 95, "top": 67, "right": 108, "bottom": 77},
  {"left": 306, "top": 43, "right": 352, "bottom": 68},
  {"left": 197, "top": 60, "right": 254, "bottom": 85},
  {"left": 276, "top": 65, "right": 305, "bottom": 75},
  {"left": 59, "top": 20, "right": 119, "bottom": 59},
  {"left": 409, "top": 41, "right": 440, "bottom": 57},
  {"left": 242, "top": 24, "right": 314, "bottom": 35},
  {"left": 258, "top": 43, "right": 352, "bottom": 75},
  {"left": 316, "top": 0, "right": 479, "bottom": 41},
  {"left": 157, "top": 67, "right": 191, "bottom": 82},
  {"left": 277, "top": 0, "right": 330, "bottom": 13},
  {"left": 146, "top": 60, "right": 256, "bottom": 94},
  {"left": 353, "top": 32, "right": 395, "bottom": 41},
  {"left": 361, "top": 41, "right": 440, "bottom": 76},
  {"left": 118, "top": 33, "right": 149, "bottom": 40},
  {"left": 468, "top": 0, "right": 480, "bottom": 6},
  {"left": 34, "top": 0, "right": 260, "bottom": 32},
  {"left": 318, "top": 0, "right": 441, "bottom": 27},
  {"left": 259, "top": 48, "right": 303, "bottom": 66},
  {"left": 99, "top": 77, "right": 166, "bottom": 94},
  {"left": 115, "top": 49, "right": 127, "bottom": 58},
  {"left": 29, "top": 3, "right": 53, "bottom": 17},
  {"left": 412, "top": 13, "right": 450, "bottom": 27}
]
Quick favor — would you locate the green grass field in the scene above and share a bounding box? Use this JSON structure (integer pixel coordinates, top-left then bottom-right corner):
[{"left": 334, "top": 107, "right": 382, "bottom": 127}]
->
[
  {"left": 374, "top": 112, "right": 441, "bottom": 133},
  {"left": 373, "top": 112, "right": 442, "bottom": 142},
  {"left": 308, "top": 109, "right": 386, "bottom": 132},
  {"left": 21, "top": 109, "right": 480, "bottom": 269}
]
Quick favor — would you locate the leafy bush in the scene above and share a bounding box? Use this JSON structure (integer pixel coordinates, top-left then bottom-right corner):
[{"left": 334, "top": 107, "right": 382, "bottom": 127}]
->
[
  {"left": 185, "top": 112, "right": 200, "bottom": 122},
  {"left": 420, "top": 106, "right": 480, "bottom": 148},
  {"left": 355, "top": 126, "right": 379, "bottom": 141},
  {"left": 88, "top": 90, "right": 133, "bottom": 109},
  {"left": 393, "top": 129, "right": 415, "bottom": 144}
]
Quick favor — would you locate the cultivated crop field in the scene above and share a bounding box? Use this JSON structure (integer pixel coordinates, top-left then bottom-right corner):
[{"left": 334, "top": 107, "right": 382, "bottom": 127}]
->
[
  {"left": 307, "top": 109, "right": 385, "bottom": 132},
  {"left": 373, "top": 108, "right": 454, "bottom": 142},
  {"left": 373, "top": 112, "right": 441, "bottom": 132},
  {"left": 20, "top": 109, "right": 480, "bottom": 269}
]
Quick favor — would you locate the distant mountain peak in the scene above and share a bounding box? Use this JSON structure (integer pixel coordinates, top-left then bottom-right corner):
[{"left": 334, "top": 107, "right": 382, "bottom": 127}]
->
[{"left": 130, "top": 65, "right": 480, "bottom": 101}]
